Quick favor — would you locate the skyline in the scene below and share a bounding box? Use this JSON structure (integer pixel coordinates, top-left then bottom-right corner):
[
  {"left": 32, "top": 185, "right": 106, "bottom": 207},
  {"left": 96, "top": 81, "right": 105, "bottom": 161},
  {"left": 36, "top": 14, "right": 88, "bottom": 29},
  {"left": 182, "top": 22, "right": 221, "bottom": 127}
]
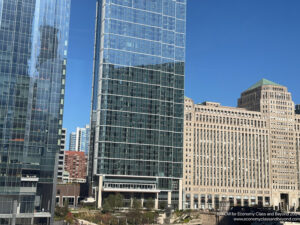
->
[
  {"left": 1, "top": 0, "right": 300, "bottom": 222},
  {"left": 64, "top": 0, "right": 300, "bottom": 143}
]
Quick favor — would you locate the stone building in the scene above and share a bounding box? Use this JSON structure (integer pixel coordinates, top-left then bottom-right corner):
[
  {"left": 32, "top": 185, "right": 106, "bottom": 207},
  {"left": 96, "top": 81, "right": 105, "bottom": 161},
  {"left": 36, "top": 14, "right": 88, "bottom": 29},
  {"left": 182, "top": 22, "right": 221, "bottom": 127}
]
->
[{"left": 184, "top": 79, "right": 299, "bottom": 211}]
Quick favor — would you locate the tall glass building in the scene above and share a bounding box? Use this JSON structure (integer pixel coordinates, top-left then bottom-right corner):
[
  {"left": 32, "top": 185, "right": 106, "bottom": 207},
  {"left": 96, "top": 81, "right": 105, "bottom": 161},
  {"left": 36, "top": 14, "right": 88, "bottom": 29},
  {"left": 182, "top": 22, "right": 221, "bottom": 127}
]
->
[
  {"left": 69, "top": 125, "right": 90, "bottom": 154},
  {"left": 89, "top": 0, "right": 186, "bottom": 209},
  {"left": 69, "top": 132, "right": 76, "bottom": 150},
  {"left": 0, "top": 0, "right": 70, "bottom": 224}
]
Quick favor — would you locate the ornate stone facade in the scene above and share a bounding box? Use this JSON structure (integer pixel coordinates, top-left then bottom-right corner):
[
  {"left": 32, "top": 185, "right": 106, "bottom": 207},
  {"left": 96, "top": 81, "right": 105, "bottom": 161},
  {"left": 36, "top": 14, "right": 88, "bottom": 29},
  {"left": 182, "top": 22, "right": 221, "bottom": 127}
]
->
[{"left": 184, "top": 79, "right": 299, "bottom": 211}]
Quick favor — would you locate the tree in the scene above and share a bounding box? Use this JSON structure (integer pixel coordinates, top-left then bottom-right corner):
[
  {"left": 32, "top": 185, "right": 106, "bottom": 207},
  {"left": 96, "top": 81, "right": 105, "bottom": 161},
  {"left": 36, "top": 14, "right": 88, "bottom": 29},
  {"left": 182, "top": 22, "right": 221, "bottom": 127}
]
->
[
  {"left": 142, "top": 211, "right": 158, "bottom": 224},
  {"left": 159, "top": 201, "right": 167, "bottom": 210},
  {"left": 145, "top": 197, "right": 155, "bottom": 210},
  {"left": 114, "top": 193, "right": 124, "bottom": 208},
  {"left": 65, "top": 212, "right": 74, "bottom": 224},
  {"left": 126, "top": 210, "right": 141, "bottom": 225},
  {"left": 102, "top": 198, "right": 113, "bottom": 213},
  {"left": 54, "top": 206, "right": 68, "bottom": 219},
  {"left": 54, "top": 201, "right": 69, "bottom": 220},
  {"left": 132, "top": 198, "right": 141, "bottom": 209},
  {"left": 126, "top": 198, "right": 142, "bottom": 225},
  {"left": 102, "top": 193, "right": 124, "bottom": 212}
]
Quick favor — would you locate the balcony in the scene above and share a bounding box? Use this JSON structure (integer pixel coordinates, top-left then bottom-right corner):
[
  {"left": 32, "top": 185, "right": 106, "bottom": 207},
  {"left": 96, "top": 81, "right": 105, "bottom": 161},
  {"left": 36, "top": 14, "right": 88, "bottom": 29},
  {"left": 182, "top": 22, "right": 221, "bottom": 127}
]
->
[
  {"left": 103, "top": 182, "right": 159, "bottom": 193},
  {"left": 20, "top": 187, "right": 37, "bottom": 193},
  {"left": 21, "top": 177, "right": 39, "bottom": 182},
  {"left": 0, "top": 212, "right": 51, "bottom": 219}
]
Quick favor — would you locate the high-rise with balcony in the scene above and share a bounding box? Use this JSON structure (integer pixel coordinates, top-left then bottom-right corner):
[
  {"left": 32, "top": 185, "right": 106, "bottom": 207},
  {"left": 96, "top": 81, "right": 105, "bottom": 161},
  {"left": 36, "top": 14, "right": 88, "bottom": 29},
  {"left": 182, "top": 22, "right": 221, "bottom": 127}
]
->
[
  {"left": 89, "top": 0, "right": 186, "bottom": 209},
  {"left": 57, "top": 128, "right": 67, "bottom": 182},
  {"left": 0, "top": 1, "right": 70, "bottom": 224}
]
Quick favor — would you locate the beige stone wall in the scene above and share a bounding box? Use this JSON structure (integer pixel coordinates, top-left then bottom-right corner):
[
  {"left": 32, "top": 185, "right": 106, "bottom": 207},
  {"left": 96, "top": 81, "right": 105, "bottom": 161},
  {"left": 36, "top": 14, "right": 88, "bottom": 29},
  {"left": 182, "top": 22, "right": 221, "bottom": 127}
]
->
[
  {"left": 295, "top": 114, "right": 300, "bottom": 200},
  {"left": 184, "top": 83, "right": 300, "bottom": 210},
  {"left": 239, "top": 85, "right": 297, "bottom": 209},
  {"left": 184, "top": 97, "right": 270, "bottom": 209}
]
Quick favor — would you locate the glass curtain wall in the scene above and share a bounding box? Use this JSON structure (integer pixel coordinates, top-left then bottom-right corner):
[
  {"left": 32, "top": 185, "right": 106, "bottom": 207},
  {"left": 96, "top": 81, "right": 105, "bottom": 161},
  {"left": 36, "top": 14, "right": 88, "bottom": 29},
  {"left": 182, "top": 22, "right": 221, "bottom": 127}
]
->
[
  {"left": 89, "top": 0, "right": 186, "bottom": 208},
  {"left": 0, "top": 0, "right": 70, "bottom": 224}
]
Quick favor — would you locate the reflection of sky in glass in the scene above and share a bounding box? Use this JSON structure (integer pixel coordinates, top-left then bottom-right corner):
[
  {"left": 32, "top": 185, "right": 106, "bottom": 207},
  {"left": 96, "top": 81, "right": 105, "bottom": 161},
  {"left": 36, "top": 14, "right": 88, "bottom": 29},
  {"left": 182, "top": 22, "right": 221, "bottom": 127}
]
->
[
  {"left": 29, "top": 0, "right": 41, "bottom": 78},
  {"left": 101, "top": 1, "right": 186, "bottom": 68},
  {"left": 0, "top": 0, "right": 3, "bottom": 27},
  {"left": 0, "top": 0, "right": 70, "bottom": 216},
  {"left": 90, "top": 0, "right": 186, "bottom": 182}
]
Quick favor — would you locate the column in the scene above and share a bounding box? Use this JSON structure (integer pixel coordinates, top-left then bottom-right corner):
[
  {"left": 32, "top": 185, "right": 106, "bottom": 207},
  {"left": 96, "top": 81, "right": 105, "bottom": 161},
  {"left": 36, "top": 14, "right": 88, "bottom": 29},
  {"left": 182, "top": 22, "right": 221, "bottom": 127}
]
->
[
  {"left": 168, "top": 191, "right": 172, "bottom": 207},
  {"left": 155, "top": 193, "right": 159, "bottom": 209},
  {"left": 190, "top": 193, "right": 194, "bottom": 209},
  {"left": 141, "top": 193, "right": 144, "bottom": 208},
  {"left": 97, "top": 175, "right": 103, "bottom": 208},
  {"left": 179, "top": 179, "right": 183, "bottom": 210},
  {"left": 130, "top": 193, "right": 134, "bottom": 207},
  {"left": 12, "top": 200, "right": 17, "bottom": 225},
  {"left": 293, "top": 196, "right": 298, "bottom": 211}
]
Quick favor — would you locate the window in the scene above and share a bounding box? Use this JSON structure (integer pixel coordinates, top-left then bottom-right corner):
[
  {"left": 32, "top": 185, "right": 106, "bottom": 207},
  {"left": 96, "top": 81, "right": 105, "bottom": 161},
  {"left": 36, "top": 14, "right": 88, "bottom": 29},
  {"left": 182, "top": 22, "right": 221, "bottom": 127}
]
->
[{"left": 56, "top": 197, "right": 60, "bottom": 206}]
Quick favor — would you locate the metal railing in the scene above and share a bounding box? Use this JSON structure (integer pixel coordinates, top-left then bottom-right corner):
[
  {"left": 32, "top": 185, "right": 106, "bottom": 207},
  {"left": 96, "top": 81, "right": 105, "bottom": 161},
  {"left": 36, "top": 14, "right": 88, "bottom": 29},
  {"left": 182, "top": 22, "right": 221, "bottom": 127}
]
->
[{"left": 103, "top": 182, "right": 156, "bottom": 190}]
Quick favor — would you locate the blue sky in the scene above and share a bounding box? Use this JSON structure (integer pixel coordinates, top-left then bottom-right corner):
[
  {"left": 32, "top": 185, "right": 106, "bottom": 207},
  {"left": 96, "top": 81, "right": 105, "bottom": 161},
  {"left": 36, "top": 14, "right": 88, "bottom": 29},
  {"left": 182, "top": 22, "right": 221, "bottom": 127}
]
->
[{"left": 63, "top": 0, "right": 300, "bottom": 144}]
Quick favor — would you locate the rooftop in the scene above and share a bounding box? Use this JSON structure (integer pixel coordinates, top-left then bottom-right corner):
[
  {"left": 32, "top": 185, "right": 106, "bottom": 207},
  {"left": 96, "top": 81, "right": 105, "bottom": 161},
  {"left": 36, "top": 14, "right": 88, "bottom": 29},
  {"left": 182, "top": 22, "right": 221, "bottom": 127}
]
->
[
  {"left": 65, "top": 151, "right": 85, "bottom": 156},
  {"left": 245, "top": 78, "right": 282, "bottom": 91}
]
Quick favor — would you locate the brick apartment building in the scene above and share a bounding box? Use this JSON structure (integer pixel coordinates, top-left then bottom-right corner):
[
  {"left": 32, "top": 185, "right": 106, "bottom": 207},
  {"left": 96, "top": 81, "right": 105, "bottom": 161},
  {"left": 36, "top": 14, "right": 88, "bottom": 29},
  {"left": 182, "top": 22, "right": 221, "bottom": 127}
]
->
[{"left": 64, "top": 151, "right": 87, "bottom": 183}]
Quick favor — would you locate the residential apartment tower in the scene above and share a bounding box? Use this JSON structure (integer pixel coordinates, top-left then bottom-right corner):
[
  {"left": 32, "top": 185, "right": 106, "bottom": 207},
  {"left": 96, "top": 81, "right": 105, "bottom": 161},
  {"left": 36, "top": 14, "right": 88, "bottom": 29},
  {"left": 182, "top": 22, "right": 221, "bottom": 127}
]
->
[{"left": 69, "top": 125, "right": 90, "bottom": 154}]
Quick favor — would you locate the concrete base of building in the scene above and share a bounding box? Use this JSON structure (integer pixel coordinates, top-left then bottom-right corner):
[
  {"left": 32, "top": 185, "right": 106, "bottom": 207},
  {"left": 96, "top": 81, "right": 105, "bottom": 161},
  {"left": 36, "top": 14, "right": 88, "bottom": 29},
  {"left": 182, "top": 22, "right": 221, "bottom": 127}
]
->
[
  {"left": 96, "top": 175, "right": 182, "bottom": 210},
  {"left": 271, "top": 191, "right": 299, "bottom": 211},
  {"left": 0, "top": 213, "right": 51, "bottom": 225},
  {"left": 184, "top": 192, "right": 300, "bottom": 212},
  {"left": 184, "top": 193, "right": 272, "bottom": 210}
]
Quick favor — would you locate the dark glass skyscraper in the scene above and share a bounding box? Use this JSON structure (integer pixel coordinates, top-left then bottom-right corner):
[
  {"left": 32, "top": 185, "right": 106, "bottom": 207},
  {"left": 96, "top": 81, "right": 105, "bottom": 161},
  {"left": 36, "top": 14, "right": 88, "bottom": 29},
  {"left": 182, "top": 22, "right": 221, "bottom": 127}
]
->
[
  {"left": 0, "top": 1, "right": 70, "bottom": 224},
  {"left": 89, "top": 0, "right": 186, "bottom": 209}
]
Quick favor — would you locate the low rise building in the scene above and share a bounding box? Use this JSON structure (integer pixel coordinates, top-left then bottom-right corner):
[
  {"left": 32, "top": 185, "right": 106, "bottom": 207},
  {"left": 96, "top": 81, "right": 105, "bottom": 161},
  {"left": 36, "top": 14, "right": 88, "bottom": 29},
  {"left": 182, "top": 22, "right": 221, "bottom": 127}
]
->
[{"left": 56, "top": 183, "right": 88, "bottom": 208}]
